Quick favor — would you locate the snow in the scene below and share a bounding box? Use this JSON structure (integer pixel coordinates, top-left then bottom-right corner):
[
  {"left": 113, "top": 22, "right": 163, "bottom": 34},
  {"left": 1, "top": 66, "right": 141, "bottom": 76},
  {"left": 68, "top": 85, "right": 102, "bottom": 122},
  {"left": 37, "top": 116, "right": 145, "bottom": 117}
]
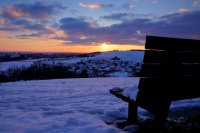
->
[
  {"left": 107, "top": 72, "right": 130, "bottom": 77},
  {"left": 62, "top": 51, "right": 144, "bottom": 64},
  {"left": 0, "top": 59, "right": 45, "bottom": 71},
  {"left": 171, "top": 98, "right": 200, "bottom": 111},
  {"left": 55, "top": 57, "right": 91, "bottom": 64},
  {"left": 0, "top": 78, "right": 136, "bottom": 133},
  {"left": 121, "top": 85, "right": 200, "bottom": 111},
  {"left": 53, "top": 51, "right": 144, "bottom": 65},
  {"left": 94, "top": 51, "right": 144, "bottom": 62},
  {"left": 122, "top": 86, "right": 139, "bottom": 101},
  {"left": 123, "top": 87, "right": 200, "bottom": 111},
  {"left": 1, "top": 77, "right": 200, "bottom": 133}
]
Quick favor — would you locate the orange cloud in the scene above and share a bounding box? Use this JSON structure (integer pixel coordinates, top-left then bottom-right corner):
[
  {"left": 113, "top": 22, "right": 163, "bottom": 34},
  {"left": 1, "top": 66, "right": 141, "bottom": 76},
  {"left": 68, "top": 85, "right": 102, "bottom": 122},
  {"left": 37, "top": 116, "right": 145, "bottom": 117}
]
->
[
  {"left": 0, "top": 19, "right": 8, "bottom": 24},
  {"left": 2, "top": 7, "right": 25, "bottom": 18},
  {"left": 41, "top": 29, "right": 68, "bottom": 40},
  {"left": 1, "top": 2, "right": 65, "bottom": 21},
  {"left": 178, "top": 8, "right": 189, "bottom": 13},
  {"left": 79, "top": 3, "right": 101, "bottom": 9},
  {"left": 0, "top": 30, "right": 6, "bottom": 37}
]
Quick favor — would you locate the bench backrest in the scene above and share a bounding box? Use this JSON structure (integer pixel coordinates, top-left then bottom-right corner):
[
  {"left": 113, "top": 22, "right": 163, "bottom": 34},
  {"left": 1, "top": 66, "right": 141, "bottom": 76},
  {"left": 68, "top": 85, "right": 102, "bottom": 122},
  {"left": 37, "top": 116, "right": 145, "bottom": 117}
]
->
[{"left": 138, "top": 36, "right": 200, "bottom": 101}]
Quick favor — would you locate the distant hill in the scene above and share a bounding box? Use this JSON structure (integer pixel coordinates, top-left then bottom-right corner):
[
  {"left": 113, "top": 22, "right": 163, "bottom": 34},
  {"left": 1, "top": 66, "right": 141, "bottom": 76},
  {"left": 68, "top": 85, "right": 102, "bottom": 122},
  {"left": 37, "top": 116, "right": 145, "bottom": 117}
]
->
[{"left": 93, "top": 50, "right": 144, "bottom": 62}]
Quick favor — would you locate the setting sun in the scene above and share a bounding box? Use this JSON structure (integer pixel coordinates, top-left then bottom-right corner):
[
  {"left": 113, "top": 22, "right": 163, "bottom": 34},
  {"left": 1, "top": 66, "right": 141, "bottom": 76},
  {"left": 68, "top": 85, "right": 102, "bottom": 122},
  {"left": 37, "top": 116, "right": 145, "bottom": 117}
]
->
[{"left": 101, "top": 43, "right": 109, "bottom": 51}]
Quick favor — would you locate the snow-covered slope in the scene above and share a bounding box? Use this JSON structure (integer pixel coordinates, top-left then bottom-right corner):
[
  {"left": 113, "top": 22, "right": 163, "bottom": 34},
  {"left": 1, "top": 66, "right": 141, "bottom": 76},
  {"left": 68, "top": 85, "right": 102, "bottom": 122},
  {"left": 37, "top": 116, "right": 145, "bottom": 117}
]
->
[
  {"left": 54, "top": 51, "right": 144, "bottom": 65},
  {"left": 94, "top": 51, "right": 144, "bottom": 62},
  {"left": 0, "top": 78, "right": 200, "bottom": 133}
]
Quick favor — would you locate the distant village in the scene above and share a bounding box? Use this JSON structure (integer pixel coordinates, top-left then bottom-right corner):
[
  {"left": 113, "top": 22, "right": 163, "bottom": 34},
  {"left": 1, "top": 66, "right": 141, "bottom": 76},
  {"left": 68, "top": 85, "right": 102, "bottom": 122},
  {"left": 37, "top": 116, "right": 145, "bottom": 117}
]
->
[{"left": 66, "top": 57, "right": 141, "bottom": 77}]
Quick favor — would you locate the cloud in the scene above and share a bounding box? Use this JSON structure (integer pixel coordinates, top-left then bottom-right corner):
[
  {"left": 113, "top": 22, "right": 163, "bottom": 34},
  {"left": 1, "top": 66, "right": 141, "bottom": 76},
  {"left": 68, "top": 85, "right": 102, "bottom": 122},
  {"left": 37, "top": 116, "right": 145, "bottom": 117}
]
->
[
  {"left": 192, "top": 0, "right": 200, "bottom": 7},
  {"left": 0, "top": 2, "right": 66, "bottom": 40},
  {"left": 17, "top": 22, "right": 71, "bottom": 40},
  {"left": 1, "top": 2, "right": 65, "bottom": 20},
  {"left": 178, "top": 8, "right": 189, "bottom": 13},
  {"left": 16, "top": 28, "right": 67, "bottom": 41},
  {"left": 79, "top": 3, "right": 114, "bottom": 10},
  {"left": 70, "top": 9, "right": 80, "bottom": 15},
  {"left": 0, "top": 26, "right": 20, "bottom": 32},
  {"left": 101, "top": 13, "right": 156, "bottom": 22},
  {"left": 13, "top": 19, "right": 32, "bottom": 26},
  {"left": 101, "top": 13, "right": 154, "bottom": 22},
  {"left": 0, "top": 30, "right": 8, "bottom": 38},
  {"left": 122, "top": 3, "right": 135, "bottom": 9},
  {"left": 0, "top": 19, "right": 9, "bottom": 25},
  {"left": 79, "top": 3, "right": 101, "bottom": 9},
  {"left": 101, "top": 3, "right": 115, "bottom": 9},
  {"left": 151, "top": 0, "right": 159, "bottom": 4},
  {"left": 58, "top": 16, "right": 148, "bottom": 45},
  {"left": 59, "top": 17, "right": 92, "bottom": 35},
  {"left": 25, "top": 23, "right": 52, "bottom": 32},
  {"left": 58, "top": 10, "right": 200, "bottom": 45},
  {"left": 1, "top": 2, "right": 199, "bottom": 46},
  {"left": 101, "top": 13, "right": 131, "bottom": 21},
  {"left": 1, "top": 6, "right": 25, "bottom": 20}
]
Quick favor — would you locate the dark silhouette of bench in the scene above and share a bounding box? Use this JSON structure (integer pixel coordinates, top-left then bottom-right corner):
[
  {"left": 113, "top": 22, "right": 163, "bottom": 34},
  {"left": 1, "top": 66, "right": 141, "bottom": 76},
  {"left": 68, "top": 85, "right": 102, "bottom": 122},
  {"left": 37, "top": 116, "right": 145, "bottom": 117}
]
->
[{"left": 110, "top": 35, "right": 200, "bottom": 131}]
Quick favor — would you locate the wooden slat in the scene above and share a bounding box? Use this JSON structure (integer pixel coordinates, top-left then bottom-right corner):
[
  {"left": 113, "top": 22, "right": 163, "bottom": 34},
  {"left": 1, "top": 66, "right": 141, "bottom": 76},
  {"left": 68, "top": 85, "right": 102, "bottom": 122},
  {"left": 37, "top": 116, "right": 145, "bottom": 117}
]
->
[
  {"left": 138, "top": 77, "right": 200, "bottom": 100},
  {"left": 171, "top": 91, "right": 200, "bottom": 101},
  {"left": 139, "top": 64, "right": 162, "bottom": 77},
  {"left": 143, "top": 50, "right": 200, "bottom": 63},
  {"left": 136, "top": 90, "right": 171, "bottom": 113},
  {"left": 180, "top": 64, "right": 200, "bottom": 75},
  {"left": 138, "top": 77, "right": 200, "bottom": 91},
  {"left": 145, "top": 36, "right": 200, "bottom": 51},
  {"left": 138, "top": 77, "right": 171, "bottom": 91},
  {"left": 139, "top": 63, "right": 200, "bottom": 77},
  {"left": 143, "top": 50, "right": 168, "bottom": 63}
]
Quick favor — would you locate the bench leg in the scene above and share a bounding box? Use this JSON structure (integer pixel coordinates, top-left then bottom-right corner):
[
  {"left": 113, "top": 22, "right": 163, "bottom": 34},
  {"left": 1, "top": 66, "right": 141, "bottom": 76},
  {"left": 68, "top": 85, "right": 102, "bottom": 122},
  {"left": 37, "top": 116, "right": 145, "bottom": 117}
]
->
[
  {"left": 153, "top": 101, "right": 171, "bottom": 132},
  {"left": 128, "top": 102, "right": 137, "bottom": 124}
]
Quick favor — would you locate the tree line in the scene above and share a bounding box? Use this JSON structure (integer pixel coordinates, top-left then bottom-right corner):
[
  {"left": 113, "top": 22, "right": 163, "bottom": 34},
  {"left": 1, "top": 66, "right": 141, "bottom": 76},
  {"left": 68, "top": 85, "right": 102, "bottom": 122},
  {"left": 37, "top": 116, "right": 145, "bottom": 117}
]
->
[{"left": 0, "top": 62, "right": 88, "bottom": 83}]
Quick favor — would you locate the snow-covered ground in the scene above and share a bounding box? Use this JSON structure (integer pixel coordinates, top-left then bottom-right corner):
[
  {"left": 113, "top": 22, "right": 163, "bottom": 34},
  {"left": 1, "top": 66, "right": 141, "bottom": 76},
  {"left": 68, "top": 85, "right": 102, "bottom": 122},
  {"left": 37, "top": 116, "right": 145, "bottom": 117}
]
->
[
  {"left": 94, "top": 51, "right": 143, "bottom": 62},
  {"left": 0, "top": 78, "right": 200, "bottom": 133},
  {"left": 107, "top": 72, "right": 130, "bottom": 77},
  {"left": 0, "top": 59, "right": 44, "bottom": 71},
  {"left": 0, "top": 78, "right": 137, "bottom": 133},
  {"left": 62, "top": 51, "right": 144, "bottom": 64}
]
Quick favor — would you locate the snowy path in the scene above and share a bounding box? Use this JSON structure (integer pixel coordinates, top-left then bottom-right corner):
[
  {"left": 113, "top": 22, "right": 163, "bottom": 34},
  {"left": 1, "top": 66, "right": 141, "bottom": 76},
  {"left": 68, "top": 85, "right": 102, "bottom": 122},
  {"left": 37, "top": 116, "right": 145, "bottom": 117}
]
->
[{"left": 0, "top": 78, "right": 138, "bottom": 133}]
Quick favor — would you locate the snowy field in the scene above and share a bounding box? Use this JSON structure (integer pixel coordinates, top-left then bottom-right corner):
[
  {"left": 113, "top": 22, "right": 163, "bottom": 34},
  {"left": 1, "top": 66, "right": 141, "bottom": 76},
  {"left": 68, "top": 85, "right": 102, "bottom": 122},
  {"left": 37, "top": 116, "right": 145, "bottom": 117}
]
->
[
  {"left": 0, "top": 78, "right": 200, "bottom": 133},
  {"left": 0, "top": 59, "right": 44, "bottom": 71}
]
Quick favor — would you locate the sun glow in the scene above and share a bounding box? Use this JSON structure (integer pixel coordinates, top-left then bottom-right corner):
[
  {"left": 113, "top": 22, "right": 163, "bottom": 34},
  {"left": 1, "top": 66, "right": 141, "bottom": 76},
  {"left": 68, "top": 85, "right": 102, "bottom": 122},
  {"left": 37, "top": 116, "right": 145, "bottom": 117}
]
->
[{"left": 101, "top": 43, "right": 109, "bottom": 51}]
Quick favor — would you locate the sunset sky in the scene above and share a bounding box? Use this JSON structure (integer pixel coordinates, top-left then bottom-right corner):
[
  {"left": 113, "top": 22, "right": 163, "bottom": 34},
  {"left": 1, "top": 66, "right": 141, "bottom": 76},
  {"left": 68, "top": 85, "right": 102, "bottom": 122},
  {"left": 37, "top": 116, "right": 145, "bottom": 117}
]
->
[{"left": 0, "top": 0, "right": 200, "bottom": 53}]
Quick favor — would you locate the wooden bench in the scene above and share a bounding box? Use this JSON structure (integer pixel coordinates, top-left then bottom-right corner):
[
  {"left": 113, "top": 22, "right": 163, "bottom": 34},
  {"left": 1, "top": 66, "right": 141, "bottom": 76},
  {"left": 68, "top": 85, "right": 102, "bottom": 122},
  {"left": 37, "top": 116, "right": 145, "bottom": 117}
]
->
[{"left": 110, "top": 35, "right": 200, "bottom": 131}]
